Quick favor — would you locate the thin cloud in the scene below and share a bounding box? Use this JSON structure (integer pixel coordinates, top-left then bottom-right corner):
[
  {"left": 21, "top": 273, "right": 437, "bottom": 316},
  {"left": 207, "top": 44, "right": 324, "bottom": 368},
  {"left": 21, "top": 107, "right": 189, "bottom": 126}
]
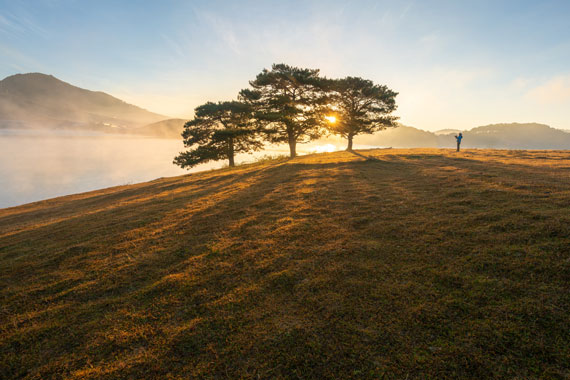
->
[
  {"left": 527, "top": 75, "right": 570, "bottom": 104},
  {"left": 399, "top": 1, "right": 414, "bottom": 20},
  {"left": 160, "top": 33, "right": 187, "bottom": 60},
  {"left": 0, "top": 10, "right": 48, "bottom": 37},
  {"left": 195, "top": 10, "right": 242, "bottom": 55},
  {"left": 0, "top": 13, "right": 25, "bottom": 35}
]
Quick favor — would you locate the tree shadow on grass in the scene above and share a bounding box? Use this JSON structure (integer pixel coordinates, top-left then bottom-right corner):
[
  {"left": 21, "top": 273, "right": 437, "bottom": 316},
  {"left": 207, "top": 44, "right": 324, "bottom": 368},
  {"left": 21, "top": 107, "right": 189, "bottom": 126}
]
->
[{"left": 1, "top": 153, "right": 569, "bottom": 379}]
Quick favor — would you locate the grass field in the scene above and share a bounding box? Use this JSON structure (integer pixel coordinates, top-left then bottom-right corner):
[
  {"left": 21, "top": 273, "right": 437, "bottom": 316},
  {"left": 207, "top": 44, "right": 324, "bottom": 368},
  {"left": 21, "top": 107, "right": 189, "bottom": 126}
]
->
[{"left": 1, "top": 148, "right": 569, "bottom": 379}]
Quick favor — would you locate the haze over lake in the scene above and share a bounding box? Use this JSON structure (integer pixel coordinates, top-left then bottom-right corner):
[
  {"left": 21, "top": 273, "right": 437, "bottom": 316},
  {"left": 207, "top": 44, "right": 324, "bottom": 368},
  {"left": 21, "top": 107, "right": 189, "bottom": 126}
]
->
[
  {"left": 0, "top": 129, "right": 372, "bottom": 208},
  {"left": 0, "top": 130, "right": 183, "bottom": 208}
]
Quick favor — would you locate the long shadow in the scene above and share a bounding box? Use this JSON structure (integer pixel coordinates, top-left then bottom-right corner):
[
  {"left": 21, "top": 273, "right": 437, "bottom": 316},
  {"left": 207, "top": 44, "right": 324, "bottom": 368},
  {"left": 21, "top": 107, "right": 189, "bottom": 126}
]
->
[
  {"left": 0, "top": 158, "right": 385, "bottom": 377},
  {"left": 349, "top": 150, "right": 381, "bottom": 161},
  {"left": 2, "top": 154, "right": 569, "bottom": 378},
  {"left": 0, "top": 159, "right": 292, "bottom": 240},
  {"left": 3, "top": 158, "right": 295, "bottom": 221},
  {"left": 1, "top": 159, "right": 308, "bottom": 376},
  {"left": 4, "top": 156, "right": 347, "bottom": 377},
  {"left": 0, "top": 159, "right": 300, "bottom": 317}
]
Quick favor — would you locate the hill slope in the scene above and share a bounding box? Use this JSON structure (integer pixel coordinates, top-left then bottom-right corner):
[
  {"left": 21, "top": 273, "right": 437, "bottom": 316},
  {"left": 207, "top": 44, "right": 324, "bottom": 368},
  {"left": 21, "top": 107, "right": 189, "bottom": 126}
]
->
[
  {"left": 357, "top": 125, "right": 439, "bottom": 148},
  {"left": 1, "top": 149, "right": 569, "bottom": 379},
  {"left": 0, "top": 73, "right": 167, "bottom": 129},
  {"left": 456, "top": 123, "right": 570, "bottom": 149},
  {"left": 132, "top": 118, "right": 186, "bottom": 138}
]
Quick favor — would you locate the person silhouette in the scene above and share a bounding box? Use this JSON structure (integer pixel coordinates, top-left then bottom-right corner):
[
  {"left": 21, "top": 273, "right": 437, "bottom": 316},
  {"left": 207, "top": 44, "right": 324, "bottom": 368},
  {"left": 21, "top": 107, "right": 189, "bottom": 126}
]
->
[{"left": 455, "top": 132, "right": 463, "bottom": 152}]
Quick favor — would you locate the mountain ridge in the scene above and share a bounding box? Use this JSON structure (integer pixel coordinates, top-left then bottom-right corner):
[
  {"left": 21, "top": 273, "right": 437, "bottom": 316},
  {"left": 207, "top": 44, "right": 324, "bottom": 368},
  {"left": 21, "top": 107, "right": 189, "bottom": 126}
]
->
[
  {"left": 0, "top": 73, "right": 167, "bottom": 129},
  {"left": 357, "top": 122, "right": 570, "bottom": 149},
  {"left": 132, "top": 118, "right": 186, "bottom": 138}
]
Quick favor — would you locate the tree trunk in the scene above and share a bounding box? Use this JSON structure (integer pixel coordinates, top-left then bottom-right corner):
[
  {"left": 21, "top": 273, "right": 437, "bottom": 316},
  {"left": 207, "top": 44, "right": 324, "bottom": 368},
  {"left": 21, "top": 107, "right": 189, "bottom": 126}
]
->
[
  {"left": 346, "top": 134, "right": 354, "bottom": 151},
  {"left": 228, "top": 138, "right": 235, "bottom": 167},
  {"left": 288, "top": 133, "right": 297, "bottom": 158}
]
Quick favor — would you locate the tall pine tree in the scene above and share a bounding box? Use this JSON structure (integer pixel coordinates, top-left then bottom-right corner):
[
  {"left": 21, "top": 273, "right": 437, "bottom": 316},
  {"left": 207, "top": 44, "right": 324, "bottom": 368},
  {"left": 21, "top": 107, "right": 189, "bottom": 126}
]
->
[
  {"left": 240, "top": 64, "right": 329, "bottom": 157},
  {"left": 327, "top": 77, "right": 398, "bottom": 151},
  {"left": 174, "top": 101, "right": 261, "bottom": 168}
]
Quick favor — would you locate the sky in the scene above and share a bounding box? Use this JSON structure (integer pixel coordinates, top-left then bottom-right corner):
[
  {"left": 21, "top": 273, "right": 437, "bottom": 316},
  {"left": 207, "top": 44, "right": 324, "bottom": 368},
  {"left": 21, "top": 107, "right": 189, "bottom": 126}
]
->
[{"left": 1, "top": 0, "right": 569, "bottom": 131}]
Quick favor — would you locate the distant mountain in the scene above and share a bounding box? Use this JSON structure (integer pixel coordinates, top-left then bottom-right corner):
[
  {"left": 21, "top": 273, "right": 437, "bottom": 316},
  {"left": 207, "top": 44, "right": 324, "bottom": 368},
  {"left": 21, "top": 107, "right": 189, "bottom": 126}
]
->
[
  {"left": 132, "top": 118, "right": 186, "bottom": 139},
  {"left": 356, "top": 125, "right": 438, "bottom": 148},
  {"left": 434, "top": 128, "right": 463, "bottom": 135},
  {"left": 452, "top": 123, "right": 570, "bottom": 149},
  {"left": 0, "top": 73, "right": 167, "bottom": 130},
  {"left": 357, "top": 123, "right": 570, "bottom": 149}
]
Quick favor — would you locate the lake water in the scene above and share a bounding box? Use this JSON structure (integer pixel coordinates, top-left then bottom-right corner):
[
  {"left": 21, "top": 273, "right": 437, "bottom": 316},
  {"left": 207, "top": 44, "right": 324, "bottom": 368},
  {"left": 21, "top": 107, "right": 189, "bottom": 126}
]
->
[{"left": 0, "top": 129, "right": 376, "bottom": 208}]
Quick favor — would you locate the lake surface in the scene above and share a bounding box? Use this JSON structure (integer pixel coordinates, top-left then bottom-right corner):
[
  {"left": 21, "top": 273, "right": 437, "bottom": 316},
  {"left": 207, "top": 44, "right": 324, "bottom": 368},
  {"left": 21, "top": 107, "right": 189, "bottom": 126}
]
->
[{"left": 0, "top": 129, "right": 377, "bottom": 208}]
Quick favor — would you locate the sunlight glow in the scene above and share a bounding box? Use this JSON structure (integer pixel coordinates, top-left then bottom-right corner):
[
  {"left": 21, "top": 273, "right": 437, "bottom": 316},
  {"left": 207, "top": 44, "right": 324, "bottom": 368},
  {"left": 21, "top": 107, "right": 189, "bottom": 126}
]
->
[
  {"left": 311, "top": 144, "right": 338, "bottom": 153},
  {"left": 325, "top": 115, "right": 337, "bottom": 124}
]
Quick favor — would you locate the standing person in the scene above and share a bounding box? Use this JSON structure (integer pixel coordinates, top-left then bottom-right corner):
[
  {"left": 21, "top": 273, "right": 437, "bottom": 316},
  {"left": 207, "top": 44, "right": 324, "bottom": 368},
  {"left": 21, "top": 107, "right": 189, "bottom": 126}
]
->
[{"left": 455, "top": 132, "right": 463, "bottom": 152}]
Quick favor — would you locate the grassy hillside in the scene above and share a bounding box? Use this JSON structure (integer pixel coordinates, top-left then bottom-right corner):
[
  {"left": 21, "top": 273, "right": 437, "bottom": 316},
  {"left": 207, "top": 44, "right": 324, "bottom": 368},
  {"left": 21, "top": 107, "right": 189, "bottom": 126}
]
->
[{"left": 1, "top": 149, "right": 569, "bottom": 379}]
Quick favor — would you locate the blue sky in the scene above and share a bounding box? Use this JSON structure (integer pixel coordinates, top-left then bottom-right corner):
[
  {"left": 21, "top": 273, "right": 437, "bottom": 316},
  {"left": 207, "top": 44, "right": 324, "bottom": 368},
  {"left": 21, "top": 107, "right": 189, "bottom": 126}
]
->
[{"left": 1, "top": 0, "right": 569, "bottom": 131}]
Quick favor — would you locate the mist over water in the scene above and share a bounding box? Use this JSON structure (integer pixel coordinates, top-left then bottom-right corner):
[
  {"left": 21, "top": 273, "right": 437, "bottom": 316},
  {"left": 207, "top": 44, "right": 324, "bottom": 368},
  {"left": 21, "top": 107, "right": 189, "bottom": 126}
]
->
[
  {"left": 0, "top": 130, "right": 184, "bottom": 207},
  {"left": 1, "top": 130, "right": 372, "bottom": 208}
]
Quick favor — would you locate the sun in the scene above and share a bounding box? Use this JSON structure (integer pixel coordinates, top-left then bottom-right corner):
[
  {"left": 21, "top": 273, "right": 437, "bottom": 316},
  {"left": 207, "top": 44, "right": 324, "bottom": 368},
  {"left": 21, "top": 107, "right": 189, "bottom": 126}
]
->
[{"left": 325, "top": 115, "right": 337, "bottom": 124}]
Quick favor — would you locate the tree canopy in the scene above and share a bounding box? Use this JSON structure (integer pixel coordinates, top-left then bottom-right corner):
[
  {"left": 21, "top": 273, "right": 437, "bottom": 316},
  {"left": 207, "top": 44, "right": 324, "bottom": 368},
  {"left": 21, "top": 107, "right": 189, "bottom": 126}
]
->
[
  {"left": 239, "top": 63, "right": 329, "bottom": 157},
  {"left": 173, "top": 101, "right": 261, "bottom": 169},
  {"left": 174, "top": 65, "right": 399, "bottom": 169},
  {"left": 326, "top": 77, "right": 398, "bottom": 151}
]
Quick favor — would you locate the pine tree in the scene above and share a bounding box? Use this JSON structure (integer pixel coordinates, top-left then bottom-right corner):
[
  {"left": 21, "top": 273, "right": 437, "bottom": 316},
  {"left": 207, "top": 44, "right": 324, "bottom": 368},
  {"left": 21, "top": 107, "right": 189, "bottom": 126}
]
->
[
  {"left": 173, "top": 101, "right": 261, "bottom": 168},
  {"left": 327, "top": 77, "right": 398, "bottom": 151},
  {"left": 240, "top": 63, "right": 329, "bottom": 157}
]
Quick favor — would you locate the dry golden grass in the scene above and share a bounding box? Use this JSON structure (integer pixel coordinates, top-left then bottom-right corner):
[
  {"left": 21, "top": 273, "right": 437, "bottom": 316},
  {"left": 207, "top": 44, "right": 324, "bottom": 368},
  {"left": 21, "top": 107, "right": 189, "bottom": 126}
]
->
[{"left": 1, "top": 148, "right": 569, "bottom": 379}]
